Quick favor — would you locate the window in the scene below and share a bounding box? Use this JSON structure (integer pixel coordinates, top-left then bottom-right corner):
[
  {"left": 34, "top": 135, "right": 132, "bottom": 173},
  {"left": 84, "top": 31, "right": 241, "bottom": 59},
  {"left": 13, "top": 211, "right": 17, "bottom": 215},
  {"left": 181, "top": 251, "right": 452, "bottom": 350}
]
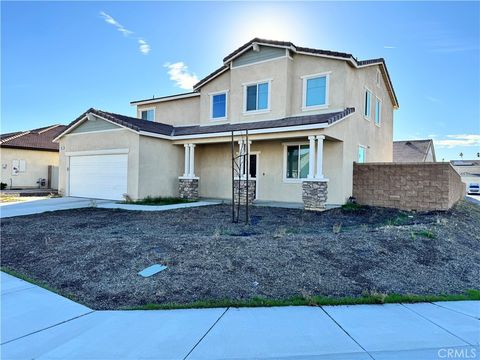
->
[
  {"left": 358, "top": 146, "right": 366, "bottom": 163},
  {"left": 303, "top": 74, "right": 329, "bottom": 109},
  {"left": 364, "top": 89, "right": 371, "bottom": 119},
  {"left": 285, "top": 144, "right": 310, "bottom": 179},
  {"left": 141, "top": 109, "right": 155, "bottom": 121},
  {"left": 245, "top": 82, "right": 269, "bottom": 112},
  {"left": 375, "top": 97, "right": 381, "bottom": 126},
  {"left": 211, "top": 92, "right": 227, "bottom": 120}
]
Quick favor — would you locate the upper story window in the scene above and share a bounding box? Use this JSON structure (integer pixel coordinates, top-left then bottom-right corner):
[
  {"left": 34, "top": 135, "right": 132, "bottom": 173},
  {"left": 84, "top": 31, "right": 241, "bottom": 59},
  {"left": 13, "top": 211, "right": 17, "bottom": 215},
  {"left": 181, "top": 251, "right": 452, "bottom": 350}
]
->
[
  {"left": 358, "top": 145, "right": 366, "bottom": 163},
  {"left": 244, "top": 81, "right": 270, "bottom": 113},
  {"left": 141, "top": 109, "right": 155, "bottom": 121},
  {"left": 302, "top": 73, "right": 329, "bottom": 110},
  {"left": 285, "top": 144, "right": 310, "bottom": 180},
  {"left": 210, "top": 91, "right": 228, "bottom": 120},
  {"left": 375, "top": 97, "right": 381, "bottom": 126},
  {"left": 364, "top": 89, "right": 372, "bottom": 119}
]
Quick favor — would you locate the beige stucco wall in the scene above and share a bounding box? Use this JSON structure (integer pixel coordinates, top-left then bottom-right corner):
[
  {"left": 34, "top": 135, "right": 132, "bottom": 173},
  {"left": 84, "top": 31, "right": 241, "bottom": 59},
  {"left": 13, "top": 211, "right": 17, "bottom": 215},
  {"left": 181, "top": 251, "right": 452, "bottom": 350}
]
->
[
  {"left": 137, "top": 96, "right": 200, "bottom": 126},
  {"left": 137, "top": 136, "right": 183, "bottom": 198},
  {"left": 196, "top": 137, "right": 346, "bottom": 205},
  {"left": 58, "top": 129, "right": 141, "bottom": 199},
  {"left": 0, "top": 148, "right": 59, "bottom": 188}
]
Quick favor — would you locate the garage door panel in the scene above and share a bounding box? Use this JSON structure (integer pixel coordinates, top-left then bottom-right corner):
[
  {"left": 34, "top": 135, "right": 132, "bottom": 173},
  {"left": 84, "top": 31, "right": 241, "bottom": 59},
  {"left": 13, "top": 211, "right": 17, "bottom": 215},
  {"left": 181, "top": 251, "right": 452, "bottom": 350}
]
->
[{"left": 69, "top": 154, "right": 128, "bottom": 200}]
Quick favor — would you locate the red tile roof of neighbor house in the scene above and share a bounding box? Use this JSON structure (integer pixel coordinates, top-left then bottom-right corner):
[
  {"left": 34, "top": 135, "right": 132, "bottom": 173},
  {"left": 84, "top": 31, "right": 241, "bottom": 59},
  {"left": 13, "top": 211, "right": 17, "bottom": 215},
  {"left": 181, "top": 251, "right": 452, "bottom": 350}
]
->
[
  {"left": 59, "top": 107, "right": 355, "bottom": 139},
  {"left": 393, "top": 139, "right": 436, "bottom": 162},
  {"left": 130, "top": 38, "right": 399, "bottom": 109},
  {"left": 0, "top": 125, "right": 67, "bottom": 152}
]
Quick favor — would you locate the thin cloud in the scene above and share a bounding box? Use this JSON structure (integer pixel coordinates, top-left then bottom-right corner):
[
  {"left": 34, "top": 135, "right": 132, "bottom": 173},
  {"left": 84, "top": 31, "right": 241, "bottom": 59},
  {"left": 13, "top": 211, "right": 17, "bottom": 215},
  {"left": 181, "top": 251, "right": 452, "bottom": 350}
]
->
[
  {"left": 99, "top": 11, "right": 150, "bottom": 55},
  {"left": 434, "top": 134, "right": 480, "bottom": 148},
  {"left": 138, "top": 39, "right": 151, "bottom": 55},
  {"left": 164, "top": 62, "right": 199, "bottom": 90},
  {"left": 383, "top": 45, "right": 396, "bottom": 49},
  {"left": 426, "top": 96, "right": 440, "bottom": 103}
]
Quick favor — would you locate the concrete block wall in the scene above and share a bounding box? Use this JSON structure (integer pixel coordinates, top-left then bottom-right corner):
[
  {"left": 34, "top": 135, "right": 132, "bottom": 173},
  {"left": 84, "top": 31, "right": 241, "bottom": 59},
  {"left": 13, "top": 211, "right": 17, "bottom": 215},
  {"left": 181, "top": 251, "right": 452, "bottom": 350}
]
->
[{"left": 353, "top": 162, "right": 465, "bottom": 211}]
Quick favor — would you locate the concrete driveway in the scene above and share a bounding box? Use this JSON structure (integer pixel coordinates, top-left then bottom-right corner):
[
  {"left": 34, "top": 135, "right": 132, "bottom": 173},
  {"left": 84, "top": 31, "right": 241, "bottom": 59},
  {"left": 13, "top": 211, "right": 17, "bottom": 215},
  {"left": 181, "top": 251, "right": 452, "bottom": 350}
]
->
[
  {"left": 0, "top": 197, "right": 112, "bottom": 218},
  {"left": 1, "top": 272, "right": 478, "bottom": 360}
]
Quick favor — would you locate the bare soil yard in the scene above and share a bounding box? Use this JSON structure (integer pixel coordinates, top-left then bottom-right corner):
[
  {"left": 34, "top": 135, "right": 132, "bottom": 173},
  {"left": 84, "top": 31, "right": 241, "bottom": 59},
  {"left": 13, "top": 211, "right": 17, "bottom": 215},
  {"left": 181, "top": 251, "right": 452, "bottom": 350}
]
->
[{"left": 1, "top": 201, "right": 479, "bottom": 310}]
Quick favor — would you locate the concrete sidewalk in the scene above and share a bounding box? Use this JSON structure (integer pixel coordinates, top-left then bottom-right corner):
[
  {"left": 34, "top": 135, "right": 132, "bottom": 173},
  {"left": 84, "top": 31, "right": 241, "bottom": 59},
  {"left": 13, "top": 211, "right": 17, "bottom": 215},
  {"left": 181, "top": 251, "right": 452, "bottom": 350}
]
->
[
  {"left": 1, "top": 272, "right": 478, "bottom": 359},
  {"left": 0, "top": 197, "right": 112, "bottom": 218}
]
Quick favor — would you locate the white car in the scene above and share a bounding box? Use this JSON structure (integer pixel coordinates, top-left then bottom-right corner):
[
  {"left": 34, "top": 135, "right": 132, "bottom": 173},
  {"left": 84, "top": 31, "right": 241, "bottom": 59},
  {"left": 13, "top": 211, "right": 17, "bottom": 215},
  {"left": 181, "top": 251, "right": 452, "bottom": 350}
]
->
[{"left": 468, "top": 183, "right": 480, "bottom": 195}]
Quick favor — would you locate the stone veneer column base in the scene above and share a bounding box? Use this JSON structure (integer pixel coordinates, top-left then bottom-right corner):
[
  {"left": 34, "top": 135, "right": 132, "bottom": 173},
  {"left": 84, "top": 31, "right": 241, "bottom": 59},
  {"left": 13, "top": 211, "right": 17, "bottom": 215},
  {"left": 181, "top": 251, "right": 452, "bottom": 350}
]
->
[
  {"left": 234, "top": 179, "right": 256, "bottom": 205},
  {"left": 178, "top": 178, "right": 199, "bottom": 200},
  {"left": 302, "top": 179, "right": 328, "bottom": 211}
]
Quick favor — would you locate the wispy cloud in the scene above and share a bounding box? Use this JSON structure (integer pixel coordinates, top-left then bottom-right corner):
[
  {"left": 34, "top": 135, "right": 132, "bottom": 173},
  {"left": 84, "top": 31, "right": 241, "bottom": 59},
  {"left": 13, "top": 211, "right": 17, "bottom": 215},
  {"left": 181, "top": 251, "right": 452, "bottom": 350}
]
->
[
  {"left": 434, "top": 134, "right": 480, "bottom": 148},
  {"left": 426, "top": 96, "right": 440, "bottom": 103},
  {"left": 164, "top": 62, "right": 199, "bottom": 90},
  {"left": 99, "top": 11, "right": 150, "bottom": 55},
  {"left": 383, "top": 45, "right": 396, "bottom": 49},
  {"left": 138, "top": 39, "right": 151, "bottom": 55}
]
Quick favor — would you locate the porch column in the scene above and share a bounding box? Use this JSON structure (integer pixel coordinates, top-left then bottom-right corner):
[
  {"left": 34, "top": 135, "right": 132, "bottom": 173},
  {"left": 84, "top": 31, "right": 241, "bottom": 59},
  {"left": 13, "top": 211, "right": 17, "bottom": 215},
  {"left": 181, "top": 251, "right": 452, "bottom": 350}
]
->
[
  {"left": 188, "top": 144, "right": 196, "bottom": 178},
  {"left": 308, "top": 136, "right": 316, "bottom": 179},
  {"left": 246, "top": 140, "right": 252, "bottom": 178},
  {"left": 315, "top": 135, "right": 325, "bottom": 179},
  {"left": 238, "top": 140, "right": 245, "bottom": 178},
  {"left": 183, "top": 144, "right": 190, "bottom": 177}
]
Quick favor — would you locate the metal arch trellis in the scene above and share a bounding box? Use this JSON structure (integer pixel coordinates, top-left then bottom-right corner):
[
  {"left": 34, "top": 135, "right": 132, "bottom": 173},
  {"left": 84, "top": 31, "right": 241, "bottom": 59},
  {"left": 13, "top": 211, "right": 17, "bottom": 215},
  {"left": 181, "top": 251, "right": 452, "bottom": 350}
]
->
[{"left": 231, "top": 129, "right": 249, "bottom": 224}]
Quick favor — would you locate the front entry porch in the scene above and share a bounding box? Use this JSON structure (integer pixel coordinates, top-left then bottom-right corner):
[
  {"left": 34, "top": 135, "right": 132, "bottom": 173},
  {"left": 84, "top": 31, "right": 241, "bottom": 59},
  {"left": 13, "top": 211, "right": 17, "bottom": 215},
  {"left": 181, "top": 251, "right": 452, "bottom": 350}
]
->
[{"left": 176, "top": 133, "right": 340, "bottom": 211}]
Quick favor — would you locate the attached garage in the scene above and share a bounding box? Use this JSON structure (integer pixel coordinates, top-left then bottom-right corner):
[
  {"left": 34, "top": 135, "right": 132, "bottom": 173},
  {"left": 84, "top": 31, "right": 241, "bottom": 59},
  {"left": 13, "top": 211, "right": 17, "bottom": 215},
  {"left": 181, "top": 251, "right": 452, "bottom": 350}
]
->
[{"left": 69, "top": 153, "right": 128, "bottom": 200}]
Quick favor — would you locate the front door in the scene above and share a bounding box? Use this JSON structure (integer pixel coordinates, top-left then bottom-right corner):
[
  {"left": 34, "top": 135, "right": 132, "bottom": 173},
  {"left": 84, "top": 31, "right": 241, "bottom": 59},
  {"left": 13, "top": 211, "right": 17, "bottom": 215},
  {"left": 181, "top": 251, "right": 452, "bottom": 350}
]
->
[{"left": 249, "top": 153, "right": 258, "bottom": 200}]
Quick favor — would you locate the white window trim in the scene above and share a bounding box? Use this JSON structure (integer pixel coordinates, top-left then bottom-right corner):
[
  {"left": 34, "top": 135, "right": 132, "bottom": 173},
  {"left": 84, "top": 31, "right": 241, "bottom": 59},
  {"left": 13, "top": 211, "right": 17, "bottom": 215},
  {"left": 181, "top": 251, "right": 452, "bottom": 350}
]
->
[
  {"left": 358, "top": 144, "right": 367, "bottom": 163},
  {"left": 209, "top": 90, "right": 229, "bottom": 121},
  {"left": 242, "top": 79, "right": 272, "bottom": 115},
  {"left": 301, "top": 72, "right": 331, "bottom": 111},
  {"left": 282, "top": 142, "right": 310, "bottom": 183},
  {"left": 140, "top": 107, "right": 156, "bottom": 121},
  {"left": 363, "top": 87, "right": 372, "bottom": 121},
  {"left": 375, "top": 96, "right": 382, "bottom": 127}
]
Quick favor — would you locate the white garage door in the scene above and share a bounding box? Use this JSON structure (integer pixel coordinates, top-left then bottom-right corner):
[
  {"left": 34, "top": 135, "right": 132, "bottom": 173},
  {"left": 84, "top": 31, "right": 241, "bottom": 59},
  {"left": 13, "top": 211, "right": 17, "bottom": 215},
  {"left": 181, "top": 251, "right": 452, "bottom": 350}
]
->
[{"left": 69, "top": 154, "right": 128, "bottom": 200}]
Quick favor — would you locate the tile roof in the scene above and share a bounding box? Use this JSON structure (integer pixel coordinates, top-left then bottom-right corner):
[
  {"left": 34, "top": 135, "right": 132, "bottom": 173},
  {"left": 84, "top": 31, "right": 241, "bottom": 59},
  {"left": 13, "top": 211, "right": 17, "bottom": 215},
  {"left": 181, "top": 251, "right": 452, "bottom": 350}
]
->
[
  {"left": 0, "top": 125, "right": 67, "bottom": 151},
  {"left": 173, "top": 108, "right": 355, "bottom": 136},
  {"left": 393, "top": 140, "right": 435, "bottom": 162},
  {"left": 130, "top": 91, "right": 199, "bottom": 105},
  {"left": 60, "top": 108, "right": 355, "bottom": 139}
]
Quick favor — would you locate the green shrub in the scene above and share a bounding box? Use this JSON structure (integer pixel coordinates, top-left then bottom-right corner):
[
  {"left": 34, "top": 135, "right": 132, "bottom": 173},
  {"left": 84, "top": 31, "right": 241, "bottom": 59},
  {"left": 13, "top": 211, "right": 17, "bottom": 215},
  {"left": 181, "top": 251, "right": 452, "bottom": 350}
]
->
[{"left": 0, "top": 182, "right": 7, "bottom": 190}]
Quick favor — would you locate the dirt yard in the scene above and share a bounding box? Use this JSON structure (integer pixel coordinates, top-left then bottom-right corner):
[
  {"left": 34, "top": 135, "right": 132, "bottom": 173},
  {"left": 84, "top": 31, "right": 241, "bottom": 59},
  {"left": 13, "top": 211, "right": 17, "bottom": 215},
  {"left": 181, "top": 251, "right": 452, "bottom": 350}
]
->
[{"left": 1, "top": 201, "right": 479, "bottom": 309}]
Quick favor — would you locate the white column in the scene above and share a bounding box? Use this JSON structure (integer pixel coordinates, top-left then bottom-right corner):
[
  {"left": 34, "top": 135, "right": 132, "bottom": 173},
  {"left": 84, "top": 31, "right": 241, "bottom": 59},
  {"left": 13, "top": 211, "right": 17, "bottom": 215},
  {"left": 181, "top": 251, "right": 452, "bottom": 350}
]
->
[
  {"left": 189, "top": 144, "right": 196, "bottom": 178},
  {"left": 238, "top": 140, "right": 245, "bottom": 178},
  {"left": 315, "top": 135, "right": 325, "bottom": 179},
  {"left": 246, "top": 140, "right": 252, "bottom": 178},
  {"left": 183, "top": 144, "right": 189, "bottom": 177},
  {"left": 308, "top": 136, "right": 316, "bottom": 179}
]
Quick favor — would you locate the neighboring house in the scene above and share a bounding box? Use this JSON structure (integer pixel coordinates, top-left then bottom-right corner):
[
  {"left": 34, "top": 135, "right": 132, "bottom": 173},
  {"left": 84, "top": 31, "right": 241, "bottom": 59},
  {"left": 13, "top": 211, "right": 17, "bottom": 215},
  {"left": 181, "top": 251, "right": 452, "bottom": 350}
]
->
[
  {"left": 54, "top": 38, "right": 399, "bottom": 208},
  {"left": 393, "top": 139, "right": 436, "bottom": 163},
  {"left": 450, "top": 160, "right": 480, "bottom": 192},
  {"left": 0, "top": 125, "right": 66, "bottom": 189}
]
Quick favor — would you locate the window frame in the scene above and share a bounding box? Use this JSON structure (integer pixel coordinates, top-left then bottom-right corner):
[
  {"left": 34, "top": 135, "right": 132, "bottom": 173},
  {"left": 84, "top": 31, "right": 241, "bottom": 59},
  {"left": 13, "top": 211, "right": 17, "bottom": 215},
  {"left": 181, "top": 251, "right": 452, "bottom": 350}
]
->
[
  {"left": 140, "top": 107, "right": 155, "bottom": 121},
  {"left": 375, "top": 96, "right": 382, "bottom": 127},
  {"left": 209, "top": 90, "right": 229, "bottom": 121},
  {"left": 282, "top": 142, "right": 310, "bottom": 183},
  {"left": 363, "top": 88, "right": 372, "bottom": 120},
  {"left": 242, "top": 79, "right": 272, "bottom": 115},
  {"left": 358, "top": 145, "right": 367, "bottom": 163},
  {"left": 301, "top": 72, "right": 330, "bottom": 111}
]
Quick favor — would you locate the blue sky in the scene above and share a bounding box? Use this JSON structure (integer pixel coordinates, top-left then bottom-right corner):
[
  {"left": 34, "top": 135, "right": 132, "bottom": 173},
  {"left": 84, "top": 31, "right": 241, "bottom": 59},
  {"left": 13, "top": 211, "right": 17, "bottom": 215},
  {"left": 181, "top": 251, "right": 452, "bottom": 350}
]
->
[{"left": 2, "top": 1, "right": 479, "bottom": 160}]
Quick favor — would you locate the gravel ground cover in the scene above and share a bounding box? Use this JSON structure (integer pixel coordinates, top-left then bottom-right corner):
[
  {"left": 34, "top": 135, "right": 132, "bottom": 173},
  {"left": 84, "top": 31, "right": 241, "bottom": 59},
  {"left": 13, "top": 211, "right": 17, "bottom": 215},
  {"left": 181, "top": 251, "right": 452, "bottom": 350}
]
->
[{"left": 1, "top": 201, "right": 479, "bottom": 309}]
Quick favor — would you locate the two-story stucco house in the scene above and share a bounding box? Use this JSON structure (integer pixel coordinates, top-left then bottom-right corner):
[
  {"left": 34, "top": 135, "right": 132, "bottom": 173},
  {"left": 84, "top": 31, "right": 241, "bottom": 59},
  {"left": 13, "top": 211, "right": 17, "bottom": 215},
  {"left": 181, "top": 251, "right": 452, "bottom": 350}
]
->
[{"left": 54, "top": 38, "right": 398, "bottom": 209}]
